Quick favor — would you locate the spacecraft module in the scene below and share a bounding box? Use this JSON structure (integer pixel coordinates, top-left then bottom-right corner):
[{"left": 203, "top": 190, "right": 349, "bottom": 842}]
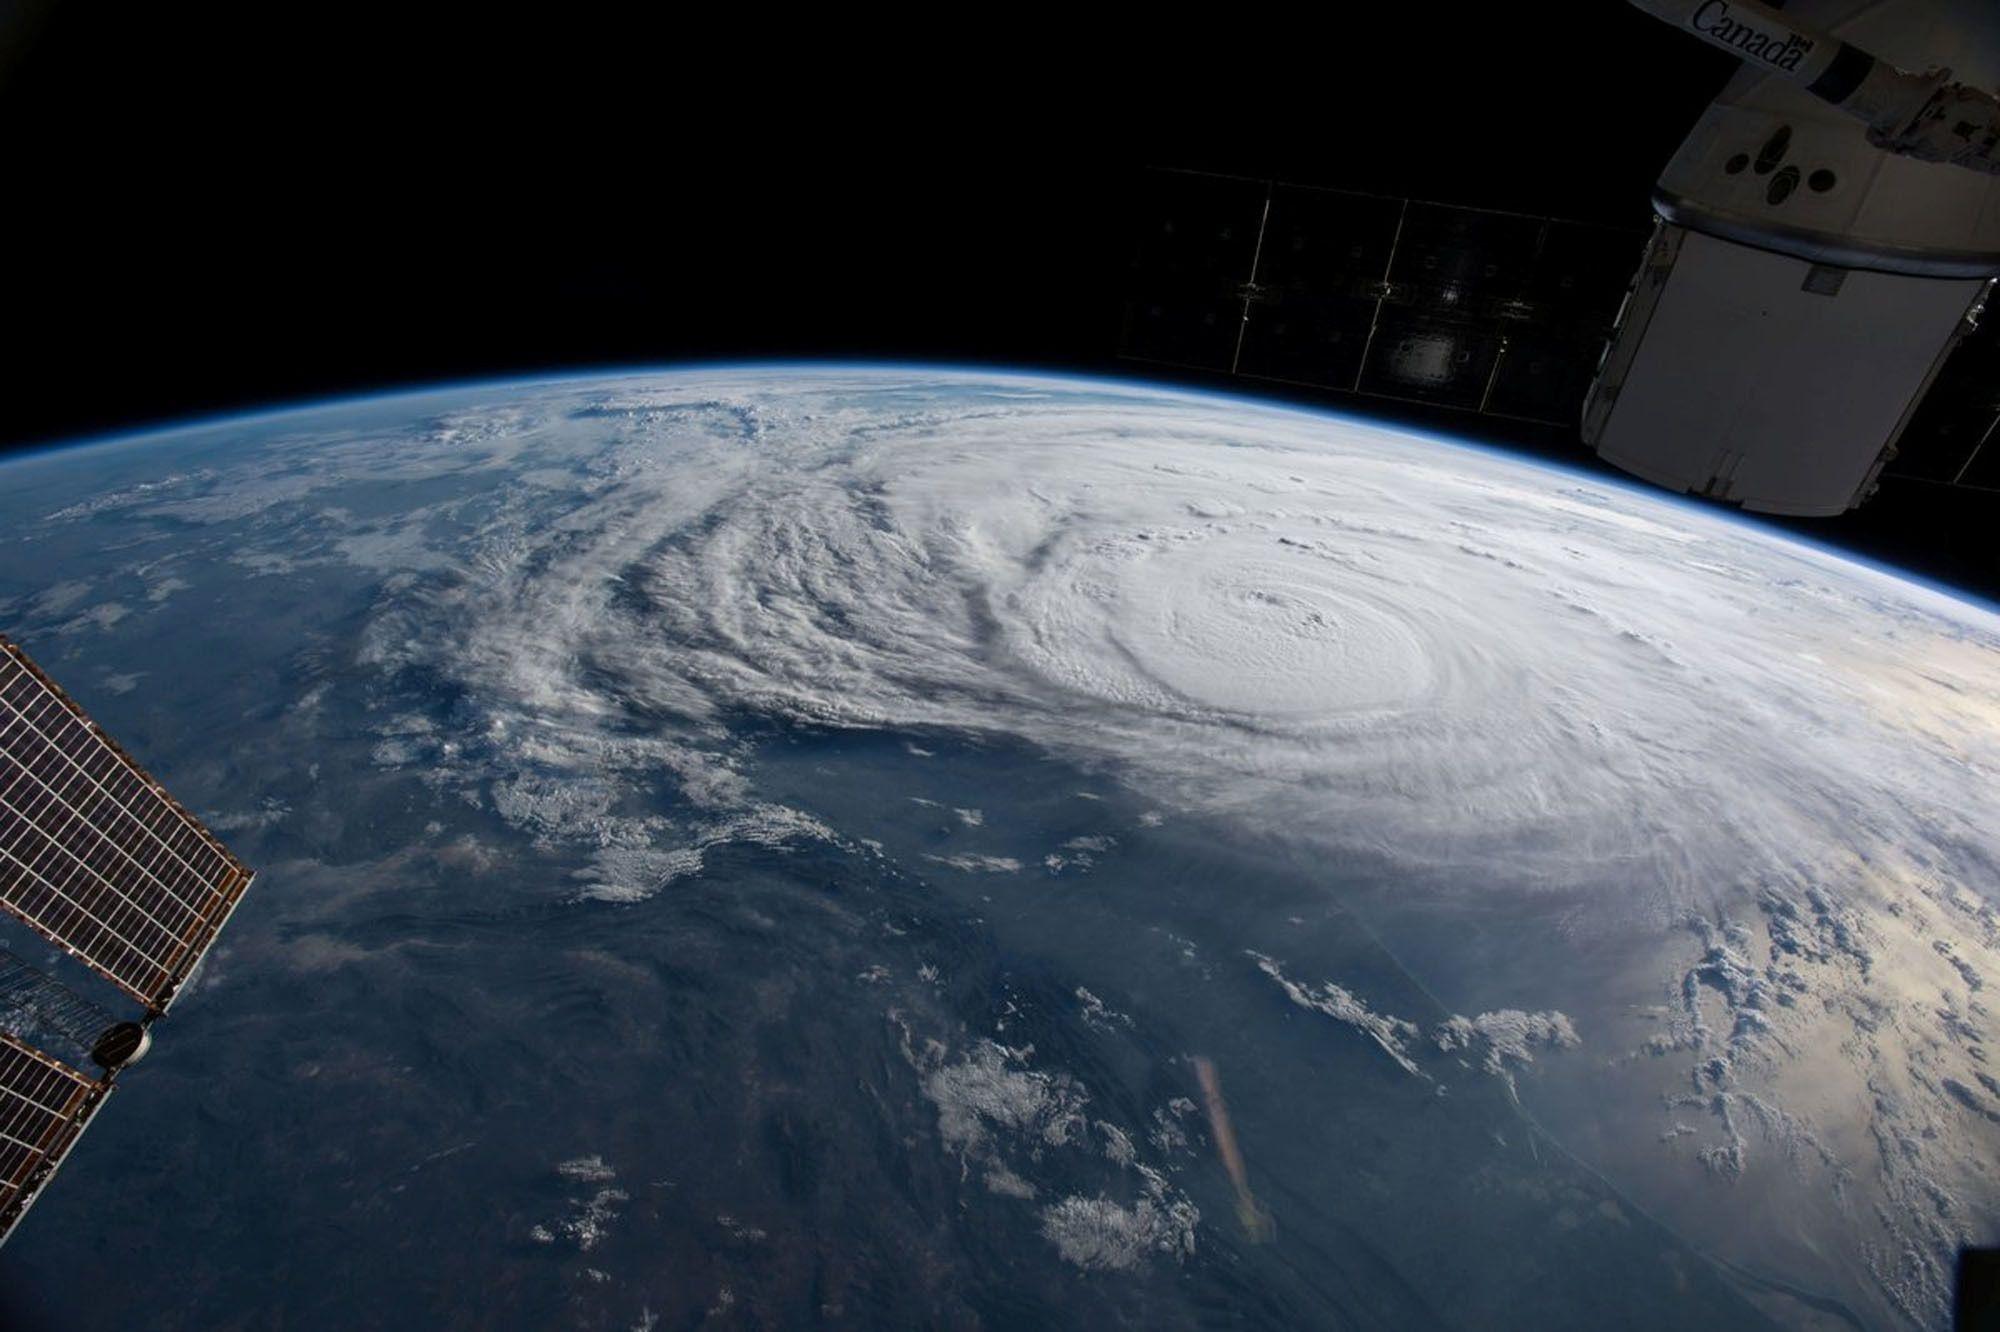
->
[{"left": 1591, "top": 0, "right": 2000, "bottom": 514}]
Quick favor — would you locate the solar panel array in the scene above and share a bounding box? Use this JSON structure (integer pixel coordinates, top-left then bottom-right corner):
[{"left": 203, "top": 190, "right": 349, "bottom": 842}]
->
[
  {"left": 0, "top": 947, "right": 118, "bottom": 1068},
  {"left": 0, "top": 1030, "right": 105, "bottom": 1240},
  {"left": 1117, "top": 168, "right": 1642, "bottom": 427},
  {"left": 1878, "top": 305, "right": 2000, "bottom": 495},
  {"left": 0, "top": 635, "right": 252, "bottom": 1013}
]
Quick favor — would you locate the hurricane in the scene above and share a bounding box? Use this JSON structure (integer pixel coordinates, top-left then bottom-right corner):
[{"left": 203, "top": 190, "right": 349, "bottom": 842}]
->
[{"left": 407, "top": 373, "right": 2000, "bottom": 915}]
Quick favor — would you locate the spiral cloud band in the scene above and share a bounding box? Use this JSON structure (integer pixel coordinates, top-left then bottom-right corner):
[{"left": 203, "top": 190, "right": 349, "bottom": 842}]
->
[{"left": 442, "top": 375, "right": 2000, "bottom": 929}]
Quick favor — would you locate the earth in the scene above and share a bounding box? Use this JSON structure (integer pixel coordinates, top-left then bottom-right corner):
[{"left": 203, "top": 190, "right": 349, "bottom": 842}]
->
[{"left": 0, "top": 367, "right": 1996, "bottom": 1332}]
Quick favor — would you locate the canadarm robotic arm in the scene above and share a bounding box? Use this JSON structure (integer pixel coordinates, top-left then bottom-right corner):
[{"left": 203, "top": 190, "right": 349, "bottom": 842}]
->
[{"left": 1627, "top": 0, "right": 2000, "bottom": 173}]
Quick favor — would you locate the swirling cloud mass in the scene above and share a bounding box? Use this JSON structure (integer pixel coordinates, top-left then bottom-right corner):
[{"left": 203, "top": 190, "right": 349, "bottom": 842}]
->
[{"left": 395, "top": 375, "right": 1999, "bottom": 921}]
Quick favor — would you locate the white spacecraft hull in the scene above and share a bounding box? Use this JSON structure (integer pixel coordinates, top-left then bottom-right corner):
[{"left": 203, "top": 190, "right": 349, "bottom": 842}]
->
[
  {"left": 1592, "top": 0, "right": 2000, "bottom": 514},
  {"left": 1587, "top": 225, "right": 1984, "bottom": 514}
]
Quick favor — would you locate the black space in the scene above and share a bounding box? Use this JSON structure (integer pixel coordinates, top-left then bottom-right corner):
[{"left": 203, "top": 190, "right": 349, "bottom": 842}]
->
[{"left": 5, "top": 3, "right": 2000, "bottom": 597}]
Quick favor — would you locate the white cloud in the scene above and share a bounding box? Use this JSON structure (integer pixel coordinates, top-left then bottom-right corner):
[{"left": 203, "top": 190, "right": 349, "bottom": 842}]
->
[
  {"left": 1038, "top": 1189, "right": 1198, "bottom": 1272},
  {"left": 1433, "top": 1009, "right": 1580, "bottom": 1087},
  {"left": 1249, "top": 951, "right": 1426, "bottom": 1078},
  {"left": 895, "top": 1014, "right": 1200, "bottom": 1272},
  {"left": 1252, "top": 952, "right": 1580, "bottom": 1095},
  {"left": 923, "top": 853, "right": 1021, "bottom": 874}
]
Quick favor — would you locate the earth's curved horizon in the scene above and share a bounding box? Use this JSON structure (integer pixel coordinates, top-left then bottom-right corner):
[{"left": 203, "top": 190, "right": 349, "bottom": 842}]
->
[
  {"left": 26, "top": 362, "right": 2000, "bottom": 622},
  {"left": 0, "top": 365, "right": 1995, "bottom": 1331}
]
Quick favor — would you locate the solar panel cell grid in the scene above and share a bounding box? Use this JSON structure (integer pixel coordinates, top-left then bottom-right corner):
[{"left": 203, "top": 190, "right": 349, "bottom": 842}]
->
[
  {"left": 0, "top": 1031, "right": 98, "bottom": 1234},
  {"left": 1120, "top": 169, "right": 1645, "bottom": 428},
  {"left": 0, "top": 638, "right": 251, "bottom": 1011}
]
